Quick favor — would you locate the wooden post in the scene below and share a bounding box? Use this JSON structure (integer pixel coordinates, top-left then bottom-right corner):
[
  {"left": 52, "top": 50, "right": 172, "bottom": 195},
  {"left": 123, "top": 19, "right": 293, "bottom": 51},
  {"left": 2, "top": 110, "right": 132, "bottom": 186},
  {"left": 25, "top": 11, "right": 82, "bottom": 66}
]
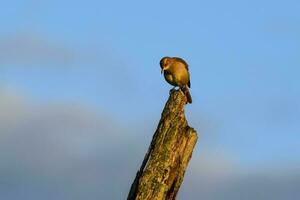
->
[{"left": 127, "top": 89, "right": 198, "bottom": 200}]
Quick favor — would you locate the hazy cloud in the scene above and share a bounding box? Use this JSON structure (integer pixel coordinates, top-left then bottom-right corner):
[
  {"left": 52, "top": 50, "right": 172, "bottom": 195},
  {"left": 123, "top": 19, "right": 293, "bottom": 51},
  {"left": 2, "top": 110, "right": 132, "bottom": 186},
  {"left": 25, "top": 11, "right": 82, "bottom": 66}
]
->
[
  {"left": 263, "top": 19, "right": 300, "bottom": 36},
  {"left": 0, "top": 33, "right": 80, "bottom": 65},
  {"left": 0, "top": 88, "right": 299, "bottom": 200},
  {"left": 0, "top": 33, "right": 142, "bottom": 99}
]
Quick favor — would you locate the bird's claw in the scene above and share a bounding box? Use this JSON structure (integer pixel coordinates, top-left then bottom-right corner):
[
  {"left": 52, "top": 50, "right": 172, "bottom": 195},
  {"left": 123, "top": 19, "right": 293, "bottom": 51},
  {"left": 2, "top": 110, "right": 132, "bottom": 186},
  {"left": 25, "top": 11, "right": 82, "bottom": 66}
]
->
[{"left": 169, "top": 87, "right": 177, "bottom": 94}]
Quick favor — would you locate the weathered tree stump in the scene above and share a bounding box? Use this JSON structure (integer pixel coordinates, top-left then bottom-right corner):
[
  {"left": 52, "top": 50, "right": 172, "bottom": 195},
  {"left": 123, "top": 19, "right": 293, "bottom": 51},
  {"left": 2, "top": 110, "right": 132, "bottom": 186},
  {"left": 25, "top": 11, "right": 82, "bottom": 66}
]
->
[{"left": 127, "top": 89, "right": 198, "bottom": 200}]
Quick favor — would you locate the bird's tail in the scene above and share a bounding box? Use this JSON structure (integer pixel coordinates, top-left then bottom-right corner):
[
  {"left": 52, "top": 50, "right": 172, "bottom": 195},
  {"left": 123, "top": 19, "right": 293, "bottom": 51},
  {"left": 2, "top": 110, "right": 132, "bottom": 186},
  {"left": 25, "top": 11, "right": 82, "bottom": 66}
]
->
[{"left": 181, "top": 86, "right": 192, "bottom": 104}]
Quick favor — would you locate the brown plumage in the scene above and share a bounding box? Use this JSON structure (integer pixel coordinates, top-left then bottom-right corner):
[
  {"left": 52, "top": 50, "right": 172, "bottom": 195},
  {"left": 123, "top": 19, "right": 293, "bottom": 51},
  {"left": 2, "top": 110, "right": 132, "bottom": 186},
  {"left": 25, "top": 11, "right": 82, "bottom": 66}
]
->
[{"left": 160, "top": 56, "right": 192, "bottom": 104}]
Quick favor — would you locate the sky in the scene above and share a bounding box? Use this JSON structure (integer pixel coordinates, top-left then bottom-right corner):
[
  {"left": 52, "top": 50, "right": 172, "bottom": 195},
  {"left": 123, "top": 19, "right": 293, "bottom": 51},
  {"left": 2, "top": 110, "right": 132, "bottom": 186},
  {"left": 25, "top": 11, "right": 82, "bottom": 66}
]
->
[{"left": 0, "top": 0, "right": 300, "bottom": 199}]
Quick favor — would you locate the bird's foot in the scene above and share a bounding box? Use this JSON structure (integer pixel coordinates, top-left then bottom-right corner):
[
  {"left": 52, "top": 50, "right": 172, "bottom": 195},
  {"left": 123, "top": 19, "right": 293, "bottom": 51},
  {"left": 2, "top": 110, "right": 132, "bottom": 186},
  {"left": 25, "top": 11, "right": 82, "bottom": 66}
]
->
[{"left": 169, "top": 87, "right": 177, "bottom": 94}]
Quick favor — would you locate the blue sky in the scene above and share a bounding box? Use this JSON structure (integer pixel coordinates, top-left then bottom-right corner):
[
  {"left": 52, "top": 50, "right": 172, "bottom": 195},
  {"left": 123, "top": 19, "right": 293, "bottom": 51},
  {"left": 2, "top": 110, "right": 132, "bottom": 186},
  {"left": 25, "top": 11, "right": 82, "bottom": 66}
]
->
[{"left": 0, "top": 0, "right": 300, "bottom": 199}]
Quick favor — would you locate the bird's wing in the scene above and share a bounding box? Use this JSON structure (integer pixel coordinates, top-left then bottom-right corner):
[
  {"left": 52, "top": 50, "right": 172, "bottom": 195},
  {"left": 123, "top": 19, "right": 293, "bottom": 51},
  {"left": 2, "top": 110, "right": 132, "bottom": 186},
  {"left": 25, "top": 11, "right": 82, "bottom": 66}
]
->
[
  {"left": 188, "top": 80, "right": 191, "bottom": 88},
  {"left": 173, "top": 57, "right": 189, "bottom": 71}
]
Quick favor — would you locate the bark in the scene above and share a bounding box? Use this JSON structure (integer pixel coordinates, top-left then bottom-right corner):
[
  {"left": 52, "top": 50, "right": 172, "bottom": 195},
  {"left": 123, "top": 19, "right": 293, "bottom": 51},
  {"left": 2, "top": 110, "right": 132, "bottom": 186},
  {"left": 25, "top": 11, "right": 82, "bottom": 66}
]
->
[{"left": 127, "top": 89, "right": 198, "bottom": 200}]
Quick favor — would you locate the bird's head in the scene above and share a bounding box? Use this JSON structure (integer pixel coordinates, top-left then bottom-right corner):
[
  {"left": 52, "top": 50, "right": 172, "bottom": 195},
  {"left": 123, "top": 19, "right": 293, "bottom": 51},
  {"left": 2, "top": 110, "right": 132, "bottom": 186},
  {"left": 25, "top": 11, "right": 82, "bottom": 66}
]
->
[{"left": 160, "top": 56, "right": 172, "bottom": 74}]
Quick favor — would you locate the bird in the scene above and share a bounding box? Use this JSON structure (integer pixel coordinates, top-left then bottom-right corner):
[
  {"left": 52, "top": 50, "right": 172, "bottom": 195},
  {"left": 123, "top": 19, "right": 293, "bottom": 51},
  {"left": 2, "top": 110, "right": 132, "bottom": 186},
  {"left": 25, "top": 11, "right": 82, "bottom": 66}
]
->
[{"left": 160, "top": 56, "right": 192, "bottom": 104}]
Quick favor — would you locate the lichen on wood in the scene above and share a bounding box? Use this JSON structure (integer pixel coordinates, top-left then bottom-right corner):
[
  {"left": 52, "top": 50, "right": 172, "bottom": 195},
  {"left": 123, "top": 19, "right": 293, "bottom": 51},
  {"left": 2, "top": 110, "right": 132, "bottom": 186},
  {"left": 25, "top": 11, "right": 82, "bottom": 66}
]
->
[{"left": 127, "top": 89, "right": 198, "bottom": 200}]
